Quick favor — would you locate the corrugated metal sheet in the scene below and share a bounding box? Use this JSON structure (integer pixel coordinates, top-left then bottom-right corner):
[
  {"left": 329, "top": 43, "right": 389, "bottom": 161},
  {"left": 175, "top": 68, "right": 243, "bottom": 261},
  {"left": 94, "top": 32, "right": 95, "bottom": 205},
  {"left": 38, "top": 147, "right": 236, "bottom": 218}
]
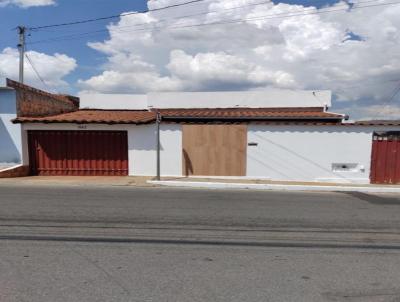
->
[
  {"left": 28, "top": 130, "right": 128, "bottom": 176},
  {"left": 370, "top": 132, "right": 400, "bottom": 184}
]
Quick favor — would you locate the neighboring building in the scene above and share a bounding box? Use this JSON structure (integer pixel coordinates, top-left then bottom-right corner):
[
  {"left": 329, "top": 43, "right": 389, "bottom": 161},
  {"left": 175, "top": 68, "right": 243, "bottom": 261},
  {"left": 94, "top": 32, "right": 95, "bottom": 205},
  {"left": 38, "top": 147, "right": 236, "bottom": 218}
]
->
[
  {"left": 0, "top": 79, "right": 78, "bottom": 167},
  {"left": 3, "top": 79, "right": 400, "bottom": 184},
  {"left": 0, "top": 81, "right": 20, "bottom": 166}
]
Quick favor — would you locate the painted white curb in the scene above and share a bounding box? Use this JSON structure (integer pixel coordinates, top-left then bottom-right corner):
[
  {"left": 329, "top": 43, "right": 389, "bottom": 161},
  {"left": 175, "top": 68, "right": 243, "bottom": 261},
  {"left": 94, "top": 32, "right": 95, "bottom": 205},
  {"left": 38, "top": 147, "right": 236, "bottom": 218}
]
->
[
  {"left": 0, "top": 164, "right": 23, "bottom": 173},
  {"left": 148, "top": 180, "right": 400, "bottom": 193}
]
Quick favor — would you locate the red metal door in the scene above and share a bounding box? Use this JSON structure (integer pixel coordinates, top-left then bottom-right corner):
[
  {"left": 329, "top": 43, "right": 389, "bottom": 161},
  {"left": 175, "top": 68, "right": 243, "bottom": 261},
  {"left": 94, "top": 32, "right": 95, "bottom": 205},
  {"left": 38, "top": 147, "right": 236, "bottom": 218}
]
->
[
  {"left": 370, "top": 132, "right": 400, "bottom": 184},
  {"left": 28, "top": 130, "right": 129, "bottom": 176}
]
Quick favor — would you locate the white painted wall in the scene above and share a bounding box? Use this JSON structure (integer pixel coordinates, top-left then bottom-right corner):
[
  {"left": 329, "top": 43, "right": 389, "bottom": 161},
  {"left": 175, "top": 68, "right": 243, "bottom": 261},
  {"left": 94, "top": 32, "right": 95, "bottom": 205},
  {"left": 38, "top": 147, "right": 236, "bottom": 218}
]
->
[
  {"left": 78, "top": 90, "right": 332, "bottom": 110},
  {"left": 22, "top": 123, "right": 182, "bottom": 177},
  {"left": 160, "top": 124, "right": 182, "bottom": 176},
  {"left": 128, "top": 124, "right": 156, "bottom": 176},
  {"left": 0, "top": 88, "right": 22, "bottom": 164},
  {"left": 148, "top": 90, "right": 331, "bottom": 109},
  {"left": 130, "top": 123, "right": 182, "bottom": 176},
  {"left": 21, "top": 122, "right": 400, "bottom": 183},
  {"left": 247, "top": 125, "right": 400, "bottom": 184},
  {"left": 78, "top": 93, "right": 148, "bottom": 110}
]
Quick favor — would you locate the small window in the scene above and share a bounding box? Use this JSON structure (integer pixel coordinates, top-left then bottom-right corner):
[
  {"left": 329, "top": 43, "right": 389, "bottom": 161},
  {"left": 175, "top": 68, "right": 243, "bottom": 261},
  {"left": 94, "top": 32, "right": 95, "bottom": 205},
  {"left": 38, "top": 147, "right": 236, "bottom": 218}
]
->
[{"left": 332, "top": 163, "right": 360, "bottom": 172}]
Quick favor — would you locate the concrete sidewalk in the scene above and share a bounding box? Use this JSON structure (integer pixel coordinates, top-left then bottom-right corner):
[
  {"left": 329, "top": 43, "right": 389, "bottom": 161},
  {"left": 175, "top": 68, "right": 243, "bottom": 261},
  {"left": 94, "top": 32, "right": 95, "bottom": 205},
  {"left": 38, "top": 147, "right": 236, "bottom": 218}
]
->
[
  {"left": 0, "top": 175, "right": 399, "bottom": 193},
  {"left": 149, "top": 177, "right": 400, "bottom": 193},
  {"left": 0, "top": 176, "right": 155, "bottom": 187}
]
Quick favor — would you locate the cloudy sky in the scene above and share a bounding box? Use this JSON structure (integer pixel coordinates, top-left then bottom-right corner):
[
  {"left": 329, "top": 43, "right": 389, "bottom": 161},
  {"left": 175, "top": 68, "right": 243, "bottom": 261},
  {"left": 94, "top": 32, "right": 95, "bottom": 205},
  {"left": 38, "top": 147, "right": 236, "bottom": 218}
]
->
[{"left": 0, "top": 0, "right": 399, "bottom": 119}]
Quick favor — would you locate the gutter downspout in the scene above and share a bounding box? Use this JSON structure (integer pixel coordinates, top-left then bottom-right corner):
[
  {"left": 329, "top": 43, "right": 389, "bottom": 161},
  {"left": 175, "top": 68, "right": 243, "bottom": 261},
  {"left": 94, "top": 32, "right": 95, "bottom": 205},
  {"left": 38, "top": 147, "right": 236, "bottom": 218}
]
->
[{"left": 156, "top": 111, "right": 161, "bottom": 181}]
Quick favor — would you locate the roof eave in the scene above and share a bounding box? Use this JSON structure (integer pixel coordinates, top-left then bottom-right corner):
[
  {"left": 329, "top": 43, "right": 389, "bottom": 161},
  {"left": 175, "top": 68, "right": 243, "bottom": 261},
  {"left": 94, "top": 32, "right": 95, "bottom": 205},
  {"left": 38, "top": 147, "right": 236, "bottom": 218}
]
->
[
  {"left": 161, "top": 116, "right": 344, "bottom": 121},
  {"left": 12, "top": 119, "right": 156, "bottom": 125}
]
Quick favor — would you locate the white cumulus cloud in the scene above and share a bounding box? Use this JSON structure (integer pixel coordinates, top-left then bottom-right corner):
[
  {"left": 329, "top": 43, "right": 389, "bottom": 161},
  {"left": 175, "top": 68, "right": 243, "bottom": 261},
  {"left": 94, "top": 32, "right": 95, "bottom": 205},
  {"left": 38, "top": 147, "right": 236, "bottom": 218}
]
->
[
  {"left": 0, "top": 0, "right": 55, "bottom": 8},
  {"left": 0, "top": 47, "right": 77, "bottom": 91},
  {"left": 78, "top": 0, "right": 400, "bottom": 119}
]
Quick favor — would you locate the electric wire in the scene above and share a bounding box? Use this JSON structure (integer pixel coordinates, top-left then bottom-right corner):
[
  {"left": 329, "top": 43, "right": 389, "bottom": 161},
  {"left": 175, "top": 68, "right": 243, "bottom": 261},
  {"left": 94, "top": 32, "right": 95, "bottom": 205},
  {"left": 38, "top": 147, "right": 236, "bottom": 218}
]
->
[
  {"left": 29, "top": 0, "right": 338, "bottom": 34},
  {"left": 25, "top": 53, "right": 53, "bottom": 92},
  {"left": 26, "top": 0, "right": 399, "bottom": 46},
  {"left": 19, "top": 0, "right": 400, "bottom": 114},
  {"left": 28, "top": 0, "right": 208, "bottom": 30},
  {"left": 374, "top": 81, "right": 400, "bottom": 117},
  {"left": 29, "top": 0, "right": 272, "bottom": 35}
]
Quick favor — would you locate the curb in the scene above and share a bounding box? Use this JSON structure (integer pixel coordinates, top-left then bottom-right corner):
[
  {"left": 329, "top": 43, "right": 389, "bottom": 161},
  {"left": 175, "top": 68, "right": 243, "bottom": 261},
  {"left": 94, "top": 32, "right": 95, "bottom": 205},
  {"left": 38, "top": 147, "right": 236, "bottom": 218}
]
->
[
  {"left": 0, "top": 164, "right": 21, "bottom": 172},
  {"left": 0, "top": 164, "right": 30, "bottom": 179},
  {"left": 148, "top": 180, "right": 400, "bottom": 193}
]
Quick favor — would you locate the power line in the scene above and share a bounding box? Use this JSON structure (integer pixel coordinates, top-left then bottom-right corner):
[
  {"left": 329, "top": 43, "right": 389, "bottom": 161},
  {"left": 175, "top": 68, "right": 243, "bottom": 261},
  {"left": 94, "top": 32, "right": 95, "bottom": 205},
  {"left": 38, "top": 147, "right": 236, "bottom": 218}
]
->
[
  {"left": 31, "top": 0, "right": 273, "bottom": 35},
  {"left": 372, "top": 80, "right": 400, "bottom": 117},
  {"left": 31, "top": 0, "right": 339, "bottom": 34},
  {"left": 29, "top": 0, "right": 351, "bottom": 37},
  {"left": 25, "top": 53, "right": 53, "bottom": 92},
  {"left": 162, "top": 1, "right": 400, "bottom": 30},
  {"left": 26, "top": 0, "right": 398, "bottom": 46},
  {"left": 27, "top": 0, "right": 278, "bottom": 44},
  {"left": 381, "top": 81, "right": 400, "bottom": 105},
  {"left": 27, "top": 0, "right": 345, "bottom": 42},
  {"left": 28, "top": 0, "right": 208, "bottom": 30}
]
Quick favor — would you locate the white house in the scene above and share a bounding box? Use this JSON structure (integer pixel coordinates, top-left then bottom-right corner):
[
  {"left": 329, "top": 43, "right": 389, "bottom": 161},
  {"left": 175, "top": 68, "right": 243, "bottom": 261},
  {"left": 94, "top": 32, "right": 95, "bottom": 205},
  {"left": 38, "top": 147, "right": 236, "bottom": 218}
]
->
[
  {"left": 1, "top": 79, "right": 399, "bottom": 184},
  {"left": 0, "top": 80, "right": 22, "bottom": 166}
]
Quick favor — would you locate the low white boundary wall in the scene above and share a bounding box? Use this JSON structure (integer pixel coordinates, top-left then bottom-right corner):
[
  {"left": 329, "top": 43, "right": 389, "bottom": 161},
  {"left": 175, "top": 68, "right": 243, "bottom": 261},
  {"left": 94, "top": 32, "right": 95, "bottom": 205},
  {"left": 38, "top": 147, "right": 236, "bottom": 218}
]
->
[
  {"left": 22, "top": 123, "right": 182, "bottom": 177},
  {"left": 22, "top": 123, "right": 400, "bottom": 183},
  {"left": 247, "top": 125, "right": 400, "bottom": 184}
]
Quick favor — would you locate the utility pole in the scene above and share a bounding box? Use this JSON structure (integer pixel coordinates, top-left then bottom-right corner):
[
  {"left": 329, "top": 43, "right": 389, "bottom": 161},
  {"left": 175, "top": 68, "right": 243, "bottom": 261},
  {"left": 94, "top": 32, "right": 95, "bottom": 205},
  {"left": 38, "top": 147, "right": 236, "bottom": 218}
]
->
[
  {"left": 17, "top": 26, "right": 26, "bottom": 83},
  {"left": 156, "top": 111, "right": 161, "bottom": 181}
]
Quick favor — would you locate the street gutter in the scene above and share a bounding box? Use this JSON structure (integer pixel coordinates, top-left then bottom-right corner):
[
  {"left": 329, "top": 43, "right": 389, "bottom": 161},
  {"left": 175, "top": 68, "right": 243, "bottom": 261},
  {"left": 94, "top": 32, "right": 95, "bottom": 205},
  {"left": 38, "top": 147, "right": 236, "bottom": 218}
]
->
[{"left": 148, "top": 180, "right": 400, "bottom": 193}]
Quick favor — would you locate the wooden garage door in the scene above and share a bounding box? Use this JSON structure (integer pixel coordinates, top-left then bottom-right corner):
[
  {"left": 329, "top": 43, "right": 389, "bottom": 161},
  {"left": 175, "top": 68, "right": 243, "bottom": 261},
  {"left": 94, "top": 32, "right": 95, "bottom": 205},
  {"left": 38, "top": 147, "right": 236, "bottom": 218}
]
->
[
  {"left": 28, "top": 130, "right": 128, "bottom": 176},
  {"left": 182, "top": 125, "right": 247, "bottom": 176},
  {"left": 370, "top": 132, "right": 400, "bottom": 184}
]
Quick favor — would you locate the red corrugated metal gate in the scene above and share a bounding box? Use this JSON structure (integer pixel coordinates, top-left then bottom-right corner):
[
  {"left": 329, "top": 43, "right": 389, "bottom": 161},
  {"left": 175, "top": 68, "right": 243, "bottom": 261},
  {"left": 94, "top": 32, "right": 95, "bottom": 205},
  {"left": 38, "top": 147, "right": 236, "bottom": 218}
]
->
[
  {"left": 370, "top": 132, "right": 400, "bottom": 184},
  {"left": 28, "top": 130, "right": 128, "bottom": 176}
]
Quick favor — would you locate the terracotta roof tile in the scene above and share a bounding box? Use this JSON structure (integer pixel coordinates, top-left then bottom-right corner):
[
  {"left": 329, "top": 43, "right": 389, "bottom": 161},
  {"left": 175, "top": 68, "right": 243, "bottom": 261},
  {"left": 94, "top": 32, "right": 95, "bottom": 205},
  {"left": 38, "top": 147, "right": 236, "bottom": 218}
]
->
[
  {"left": 14, "top": 107, "right": 348, "bottom": 125},
  {"left": 157, "top": 108, "right": 344, "bottom": 120},
  {"left": 14, "top": 109, "right": 156, "bottom": 124}
]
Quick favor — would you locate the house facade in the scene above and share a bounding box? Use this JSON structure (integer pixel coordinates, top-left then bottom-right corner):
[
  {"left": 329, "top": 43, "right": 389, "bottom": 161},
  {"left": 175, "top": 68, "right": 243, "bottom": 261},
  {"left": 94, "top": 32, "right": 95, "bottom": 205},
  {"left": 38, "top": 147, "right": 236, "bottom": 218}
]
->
[
  {"left": 2, "top": 79, "right": 400, "bottom": 184},
  {"left": 0, "top": 79, "right": 78, "bottom": 168}
]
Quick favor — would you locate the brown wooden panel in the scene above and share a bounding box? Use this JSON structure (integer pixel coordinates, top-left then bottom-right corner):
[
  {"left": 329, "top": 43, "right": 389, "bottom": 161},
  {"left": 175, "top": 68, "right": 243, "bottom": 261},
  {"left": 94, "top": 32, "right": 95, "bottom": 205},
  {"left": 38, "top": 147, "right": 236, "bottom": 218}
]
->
[
  {"left": 28, "top": 130, "right": 128, "bottom": 176},
  {"left": 370, "top": 133, "right": 400, "bottom": 184},
  {"left": 182, "top": 125, "right": 247, "bottom": 176}
]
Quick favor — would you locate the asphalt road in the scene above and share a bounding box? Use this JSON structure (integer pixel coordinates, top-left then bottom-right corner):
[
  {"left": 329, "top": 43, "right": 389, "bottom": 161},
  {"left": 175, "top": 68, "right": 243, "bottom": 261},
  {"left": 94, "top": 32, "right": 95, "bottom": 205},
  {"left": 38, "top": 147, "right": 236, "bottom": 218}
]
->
[{"left": 1, "top": 184, "right": 400, "bottom": 301}]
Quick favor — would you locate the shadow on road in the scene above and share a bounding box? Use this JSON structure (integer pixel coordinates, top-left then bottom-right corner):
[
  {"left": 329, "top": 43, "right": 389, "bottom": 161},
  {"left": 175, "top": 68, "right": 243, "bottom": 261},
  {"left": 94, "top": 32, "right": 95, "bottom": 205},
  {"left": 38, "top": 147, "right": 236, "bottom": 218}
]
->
[{"left": 344, "top": 192, "right": 400, "bottom": 206}]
